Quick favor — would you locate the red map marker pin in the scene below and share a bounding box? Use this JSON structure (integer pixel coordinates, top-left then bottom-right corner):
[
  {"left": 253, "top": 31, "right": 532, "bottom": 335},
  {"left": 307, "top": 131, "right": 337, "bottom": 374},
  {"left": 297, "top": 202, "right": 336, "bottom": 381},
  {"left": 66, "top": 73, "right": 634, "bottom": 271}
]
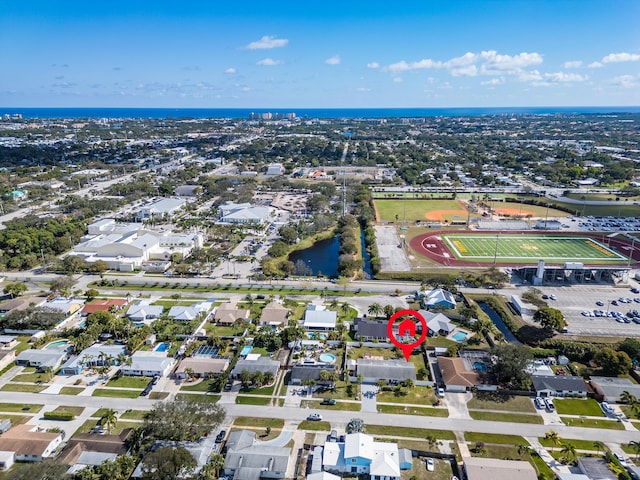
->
[{"left": 387, "top": 309, "right": 428, "bottom": 362}]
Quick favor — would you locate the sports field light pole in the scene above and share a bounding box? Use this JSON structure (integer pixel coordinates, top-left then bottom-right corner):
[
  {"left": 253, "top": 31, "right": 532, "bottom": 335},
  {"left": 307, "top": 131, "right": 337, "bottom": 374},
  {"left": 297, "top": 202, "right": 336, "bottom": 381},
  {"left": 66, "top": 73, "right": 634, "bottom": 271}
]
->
[
  {"left": 544, "top": 203, "right": 550, "bottom": 229},
  {"left": 493, "top": 233, "right": 500, "bottom": 266},
  {"left": 628, "top": 235, "right": 636, "bottom": 269}
]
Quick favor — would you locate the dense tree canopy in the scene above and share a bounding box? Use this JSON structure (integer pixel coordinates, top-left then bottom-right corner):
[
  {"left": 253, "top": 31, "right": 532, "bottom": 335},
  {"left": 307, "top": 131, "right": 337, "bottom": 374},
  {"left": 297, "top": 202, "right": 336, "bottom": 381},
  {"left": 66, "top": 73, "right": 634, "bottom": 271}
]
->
[
  {"left": 141, "top": 446, "right": 196, "bottom": 480},
  {"left": 533, "top": 307, "right": 566, "bottom": 332},
  {"left": 142, "top": 398, "right": 226, "bottom": 442},
  {"left": 593, "top": 348, "right": 632, "bottom": 376},
  {"left": 492, "top": 344, "right": 533, "bottom": 389}
]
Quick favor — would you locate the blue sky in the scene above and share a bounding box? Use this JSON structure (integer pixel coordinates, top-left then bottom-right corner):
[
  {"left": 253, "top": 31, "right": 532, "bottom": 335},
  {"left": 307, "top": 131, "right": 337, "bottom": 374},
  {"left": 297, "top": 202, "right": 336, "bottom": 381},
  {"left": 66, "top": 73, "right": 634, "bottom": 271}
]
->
[{"left": 1, "top": 0, "right": 639, "bottom": 108}]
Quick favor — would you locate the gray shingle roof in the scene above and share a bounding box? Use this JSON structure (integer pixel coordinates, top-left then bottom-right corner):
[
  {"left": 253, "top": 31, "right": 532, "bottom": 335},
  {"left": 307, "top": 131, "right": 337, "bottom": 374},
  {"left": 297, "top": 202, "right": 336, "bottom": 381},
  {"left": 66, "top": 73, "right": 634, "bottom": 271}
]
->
[
  {"left": 357, "top": 359, "right": 416, "bottom": 381},
  {"left": 531, "top": 375, "right": 587, "bottom": 392}
]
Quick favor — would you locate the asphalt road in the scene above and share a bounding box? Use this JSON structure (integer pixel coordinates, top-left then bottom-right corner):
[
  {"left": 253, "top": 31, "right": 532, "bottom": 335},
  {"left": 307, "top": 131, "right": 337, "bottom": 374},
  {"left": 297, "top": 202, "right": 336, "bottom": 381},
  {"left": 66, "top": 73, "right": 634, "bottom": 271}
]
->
[{"left": 2, "top": 391, "right": 638, "bottom": 444}]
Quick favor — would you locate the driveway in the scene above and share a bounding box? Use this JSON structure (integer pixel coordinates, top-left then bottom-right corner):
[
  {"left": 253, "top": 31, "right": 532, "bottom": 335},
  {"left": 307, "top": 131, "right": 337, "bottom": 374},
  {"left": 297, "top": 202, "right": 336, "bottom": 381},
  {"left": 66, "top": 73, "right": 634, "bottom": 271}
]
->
[
  {"left": 445, "top": 392, "right": 471, "bottom": 419},
  {"left": 360, "top": 384, "right": 378, "bottom": 413}
]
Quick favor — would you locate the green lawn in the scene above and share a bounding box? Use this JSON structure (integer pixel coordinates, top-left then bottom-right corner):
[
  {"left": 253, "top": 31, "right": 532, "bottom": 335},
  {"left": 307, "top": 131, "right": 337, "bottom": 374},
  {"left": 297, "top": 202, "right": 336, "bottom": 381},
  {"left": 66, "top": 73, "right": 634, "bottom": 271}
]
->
[
  {"left": 0, "top": 384, "right": 47, "bottom": 393},
  {"left": 235, "top": 395, "right": 271, "bottom": 405},
  {"left": 11, "top": 372, "right": 53, "bottom": 383},
  {"left": 442, "top": 234, "right": 628, "bottom": 265},
  {"left": 149, "top": 391, "right": 170, "bottom": 400},
  {"left": 554, "top": 398, "right": 605, "bottom": 417},
  {"left": 313, "top": 381, "right": 357, "bottom": 401},
  {"left": 297, "top": 420, "right": 331, "bottom": 431},
  {"left": 464, "top": 432, "right": 529, "bottom": 445},
  {"left": 204, "top": 324, "right": 238, "bottom": 337},
  {"left": 234, "top": 417, "right": 285, "bottom": 429},
  {"left": 0, "top": 402, "right": 43, "bottom": 413},
  {"left": 377, "top": 404, "right": 449, "bottom": 416},
  {"left": 367, "top": 424, "right": 457, "bottom": 441},
  {"left": 92, "top": 388, "right": 143, "bottom": 398},
  {"left": 107, "top": 376, "right": 152, "bottom": 388},
  {"left": 74, "top": 419, "right": 140, "bottom": 436},
  {"left": 0, "top": 414, "right": 31, "bottom": 425},
  {"left": 469, "top": 410, "right": 544, "bottom": 424},
  {"left": 59, "top": 386, "right": 84, "bottom": 395},
  {"left": 51, "top": 405, "right": 84, "bottom": 416},
  {"left": 180, "top": 379, "right": 217, "bottom": 392},
  {"left": 560, "top": 416, "right": 625, "bottom": 429},
  {"left": 466, "top": 393, "right": 535, "bottom": 413},
  {"left": 239, "top": 384, "right": 276, "bottom": 395},
  {"left": 119, "top": 410, "right": 148, "bottom": 420},
  {"left": 374, "top": 199, "right": 467, "bottom": 223},
  {"left": 174, "top": 393, "right": 220, "bottom": 402},
  {"left": 538, "top": 437, "right": 600, "bottom": 451},
  {"left": 375, "top": 386, "right": 436, "bottom": 405}
]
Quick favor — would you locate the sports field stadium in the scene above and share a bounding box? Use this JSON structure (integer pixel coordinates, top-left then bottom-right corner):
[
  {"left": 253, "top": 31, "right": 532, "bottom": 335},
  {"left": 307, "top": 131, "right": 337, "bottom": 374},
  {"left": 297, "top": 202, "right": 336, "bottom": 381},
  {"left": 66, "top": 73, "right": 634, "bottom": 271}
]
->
[{"left": 410, "top": 232, "right": 632, "bottom": 266}]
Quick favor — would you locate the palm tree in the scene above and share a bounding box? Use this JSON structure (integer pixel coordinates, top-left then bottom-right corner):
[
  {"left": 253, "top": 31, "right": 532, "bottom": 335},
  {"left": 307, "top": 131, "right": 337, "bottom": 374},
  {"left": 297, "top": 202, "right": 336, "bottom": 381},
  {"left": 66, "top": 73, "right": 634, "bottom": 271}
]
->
[
  {"left": 593, "top": 440, "right": 606, "bottom": 456},
  {"left": 329, "top": 299, "right": 340, "bottom": 311},
  {"left": 208, "top": 453, "right": 225, "bottom": 478},
  {"left": 629, "top": 440, "right": 640, "bottom": 460},
  {"left": 367, "top": 302, "right": 382, "bottom": 318},
  {"left": 425, "top": 435, "right": 441, "bottom": 451},
  {"left": 341, "top": 302, "right": 351, "bottom": 316},
  {"left": 560, "top": 443, "right": 577, "bottom": 464},
  {"left": 544, "top": 430, "right": 561, "bottom": 452},
  {"left": 383, "top": 304, "right": 395, "bottom": 319},
  {"left": 263, "top": 371, "right": 275, "bottom": 386},
  {"left": 100, "top": 408, "right": 117, "bottom": 435},
  {"left": 184, "top": 367, "right": 194, "bottom": 382},
  {"left": 517, "top": 444, "right": 533, "bottom": 457},
  {"left": 620, "top": 390, "right": 637, "bottom": 405}
]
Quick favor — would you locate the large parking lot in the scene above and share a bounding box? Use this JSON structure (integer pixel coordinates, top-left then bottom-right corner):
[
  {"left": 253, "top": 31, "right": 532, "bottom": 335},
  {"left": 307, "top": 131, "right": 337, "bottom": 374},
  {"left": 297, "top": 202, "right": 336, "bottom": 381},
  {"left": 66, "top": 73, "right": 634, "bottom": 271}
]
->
[{"left": 530, "top": 284, "right": 640, "bottom": 337}]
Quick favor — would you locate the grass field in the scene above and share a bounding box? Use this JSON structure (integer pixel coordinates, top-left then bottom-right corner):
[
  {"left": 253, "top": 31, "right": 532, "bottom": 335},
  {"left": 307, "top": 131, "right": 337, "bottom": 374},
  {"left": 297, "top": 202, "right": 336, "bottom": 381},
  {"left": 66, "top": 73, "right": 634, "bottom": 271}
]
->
[
  {"left": 442, "top": 234, "right": 628, "bottom": 264},
  {"left": 374, "top": 199, "right": 468, "bottom": 223}
]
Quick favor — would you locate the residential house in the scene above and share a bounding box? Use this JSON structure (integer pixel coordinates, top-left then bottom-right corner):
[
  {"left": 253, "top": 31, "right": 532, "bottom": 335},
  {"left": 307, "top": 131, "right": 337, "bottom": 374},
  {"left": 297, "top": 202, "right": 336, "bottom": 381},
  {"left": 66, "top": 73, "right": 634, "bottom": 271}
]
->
[
  {"left": 59, "top": 344, "right": 125, "bottom": 375},
  {"left": 322, "top": 432, "right": 403, "bottom": 480},
  {"left": 233, "top": 354, "right": 280, "bottom": 380},
  {"left": 0, "top": 451, "right": 14, "bottom": 471},
  {"left": 132, "top": 437, "right": 216, "bottom": 479},
  {"left": 356, "top": 359, "right": 416, "bottom": 384},
  {"left": 418, "top": 310, "right": 455, "bottom": 336},
  {"left": 213, "top": 302, "right": 250, "bottom": 325},
  {"left": 81, "top": 298, "right": 128, "bottom": 317},
  {"left": 167, "top": 301, "right": 212, "bottom": 322},
  {"left": 590, "top": 376, "right": 640, "bottom": 403},
  {"left": 463, "top": 457, "right": 537, "bottom": 480},
  {"left": 175, "top": 356, "right": 230, "bottom": 380},
  {"left": 0, "top": 335, "right": 18, "bottom": 349},
  {"left": 223, "top": 430, "right": 291, "bottom": 480},
  {"left": 307, "top": 472, "right": 341, "bottom": 480},
  {"left": 41, "top": 297, "right": 84, "bottom": 316},
  {"left": 266, "top": 163, "right": 285, "bottom": 176},
  {"left": 174, "top": 185, "right": 201, "bottom": 197},
  {"left": 577, "top": 457, "right": 617, "bottom": 480},
  {"left": 61, "top": 429, "right": 132, "bottom": 461},
  {"left": 0, "top": 296, "right": 41, "bottom": 315},
  {"left": 0, "top": 350, "right": 16, "bottom": 371},
  {"left": 65, "top": 451, "right": 118, "bottom": 475},
  {"left": 303, "top": 307, "right": 337, "bottom": 331},
  {"left": 438, "top": 357, "right": 489, "bottom": 393},
  {"left": 126, "top": 301, "right": 163, "bottom": 322},
  {"left": 259, "top": 301, "right": 290, "bottom": 326},
  {"left": 15, "top": 349, "right": 67, "bottom": 372},
  {"left": 121, "top": 351, "right": 175, "bottom": 377},
  {"left": 290, "top": 363, "right": 337, "bottom": 387},
  {"left": 353, "top": 318, "right": 387, "bottom": 341},
  {"left": 0, "top": 424, "right": 63, "bottom": 462},
  {"left": 531, "top": 375, "right": 588, "bottom": 398},
  {"left": 420, "top": 288, "right": 456, "bottom": 310}
]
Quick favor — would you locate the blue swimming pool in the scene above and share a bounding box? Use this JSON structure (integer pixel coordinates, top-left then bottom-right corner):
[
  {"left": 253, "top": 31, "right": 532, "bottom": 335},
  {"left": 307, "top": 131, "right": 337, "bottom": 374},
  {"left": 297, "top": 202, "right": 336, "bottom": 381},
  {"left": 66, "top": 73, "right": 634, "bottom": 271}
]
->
[
  {"left": 240, "top": 345, "right": 253, "bottom": 357},
  {"left": 473, "top": 361, "right": 488, "bottom": 372},
  {"left": 154, "top": 342, "right": 169, "bottom": 352},
  {"left": 452, "top": 331, "right": 469, "bottom": 342},
  {"left": 319, "top": 353, "right": 336, "bottom": 364},
  {"left": 45, "top": 340, "right": 70, "bottom": 350}
]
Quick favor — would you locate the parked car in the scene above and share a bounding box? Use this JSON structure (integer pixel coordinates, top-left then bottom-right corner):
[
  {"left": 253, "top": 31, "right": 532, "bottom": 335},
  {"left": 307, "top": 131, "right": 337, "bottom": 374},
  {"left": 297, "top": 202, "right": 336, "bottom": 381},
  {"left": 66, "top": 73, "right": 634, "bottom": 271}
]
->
[
  {"left": 437, "top": 387, "right": 446, "bottom": 397},
  {"left": 544, "top": 398, "right": 555, "bottom": 411},
  {"left": 534, "top": 397, "right": 544, "bottom": 409},
  {"left": 215, "top": 430, "right": 227, "bottom": 443},
  {"left": 426, "top": 458, "right": 435, "bottom": 472},
  {"left": 614, "top": 452, "right": 628, "bottom": 466},
  {"left": 601, "top": 402, "right": 613, "bottom": 414},
  {"left": 321, "top": 398, "right": 337, "bottom": 405},
  {"left": 307, "top": 413, "right": 323, "bottom": 421},
  {"left": 596, "top": 301, "right": 605, "bottom": 306}
]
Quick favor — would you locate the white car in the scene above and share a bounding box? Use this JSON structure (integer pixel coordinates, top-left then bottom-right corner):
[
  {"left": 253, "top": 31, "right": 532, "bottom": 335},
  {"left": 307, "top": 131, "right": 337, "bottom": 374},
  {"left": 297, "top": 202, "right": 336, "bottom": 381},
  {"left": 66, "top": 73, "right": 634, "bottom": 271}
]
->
[
  {"left": 437, "top": 387, "right": 445, "bottom": 397},
  {"left": 307, "top": 413, "right": 323, "bottom": 421},
  {"left": 614, "top": 452, "right": 627, "bottom": 466},
  {"left": 426, "top": 458, "right": 435, "bottom": 472}
]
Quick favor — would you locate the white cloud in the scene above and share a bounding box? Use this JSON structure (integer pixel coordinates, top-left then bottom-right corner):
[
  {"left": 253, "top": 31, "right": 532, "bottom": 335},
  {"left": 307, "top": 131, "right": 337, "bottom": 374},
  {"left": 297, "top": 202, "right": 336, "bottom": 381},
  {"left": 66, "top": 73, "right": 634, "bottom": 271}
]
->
[
  {"left": 383, "top": 50, "right": 542, "bottom": 77},
  {"left": 393, "top": 77, "right": 403, "bottom": 83},
  {"left": 518, "top": 70, "right": 543, "bottom": 82},
  {"left": 563, "top": 60, "right": 583, "bottom": 69},
  {"left": 544, "top": 72, "right": 588, "bottom": 82},
  {"left": 481, "top": 77, "right": 505, "bottom": 85},
  {"left": 609, "top": 74, "right": 639, "bottom": 88},
  {"left": 325, "top": 55, "right": 341, "bottom": 65},
  {"left": 356, "top": 87, "right": 371, "bottom": 92},
  {"left": 588, "top": 61, "right": 603, "bottom": 68},
  {"left": 256, "top": 58, "right": 283, "bottom": 66},
  {"left": 451, "top": 65, "right": 478, "bottom": 77},
  {"left": 224, "top": 68, "right": 237, "bottom": 75},
  {"left": 367, "top": 62, "right": 380, "bottom": 69},
  {"left": 245, "top": 35, "right": 289, "bottom": 50},
  {"left": 602, "top": 52, "right": 640, "bottom": 63}
]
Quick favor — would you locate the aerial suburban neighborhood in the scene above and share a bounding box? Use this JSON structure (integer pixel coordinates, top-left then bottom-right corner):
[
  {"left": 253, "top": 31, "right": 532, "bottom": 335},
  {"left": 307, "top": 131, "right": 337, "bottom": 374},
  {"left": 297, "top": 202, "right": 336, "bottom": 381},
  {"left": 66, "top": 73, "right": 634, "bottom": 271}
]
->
[{"left": 0, "top": 111, "right": 640, "bottom": 480}]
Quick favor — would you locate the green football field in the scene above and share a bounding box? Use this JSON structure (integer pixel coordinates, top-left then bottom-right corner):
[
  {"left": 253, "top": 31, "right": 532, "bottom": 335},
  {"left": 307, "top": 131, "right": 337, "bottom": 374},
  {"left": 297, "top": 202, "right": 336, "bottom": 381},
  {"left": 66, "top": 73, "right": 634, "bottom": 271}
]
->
[{"left": 442, "top": 234, "right": 629, "bottom": 264}]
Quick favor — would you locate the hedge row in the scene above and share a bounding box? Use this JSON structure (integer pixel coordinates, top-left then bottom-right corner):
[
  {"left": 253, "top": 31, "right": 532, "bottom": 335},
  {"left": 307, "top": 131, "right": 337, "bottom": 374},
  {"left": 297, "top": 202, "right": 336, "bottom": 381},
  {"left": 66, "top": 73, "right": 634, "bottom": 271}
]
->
[{"left": 43, "top": 412, "right": 75, "bottom": 421}]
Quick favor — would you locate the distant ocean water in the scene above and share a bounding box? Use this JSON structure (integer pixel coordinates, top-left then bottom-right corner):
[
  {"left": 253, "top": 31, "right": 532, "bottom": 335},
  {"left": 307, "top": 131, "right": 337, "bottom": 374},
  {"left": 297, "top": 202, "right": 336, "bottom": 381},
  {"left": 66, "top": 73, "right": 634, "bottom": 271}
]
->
[{"left": 2, "top": 106, "right": 640, "bottom": 119}]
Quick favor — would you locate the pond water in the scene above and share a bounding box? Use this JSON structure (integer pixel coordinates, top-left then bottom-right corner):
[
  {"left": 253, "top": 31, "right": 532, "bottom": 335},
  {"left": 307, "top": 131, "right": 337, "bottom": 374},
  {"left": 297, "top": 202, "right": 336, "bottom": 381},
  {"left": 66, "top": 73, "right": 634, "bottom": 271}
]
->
[
  {"left": 289, "top": 235, "right": 340, "bottom": 277},
  {"left": 478, "top": 302, "right": 520, "bottom": 344}
]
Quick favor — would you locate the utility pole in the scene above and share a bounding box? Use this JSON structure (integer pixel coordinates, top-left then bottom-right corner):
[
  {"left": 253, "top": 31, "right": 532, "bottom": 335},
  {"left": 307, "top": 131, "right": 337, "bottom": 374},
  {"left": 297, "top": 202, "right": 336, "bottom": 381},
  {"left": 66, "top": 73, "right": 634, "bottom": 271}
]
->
[{"left": 493, "top": 233, "right": 500, "bottom": 266}]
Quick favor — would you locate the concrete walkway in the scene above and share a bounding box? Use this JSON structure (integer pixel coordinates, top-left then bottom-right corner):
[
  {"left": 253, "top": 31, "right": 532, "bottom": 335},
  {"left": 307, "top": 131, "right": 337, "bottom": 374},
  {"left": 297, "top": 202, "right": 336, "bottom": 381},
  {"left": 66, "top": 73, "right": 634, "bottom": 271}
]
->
[
  {"left": 446, "top": 392, "right": 472, "bottom": 419},
  {"left": 526, "top": 437, "right": 573, "bottom": 476}
]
